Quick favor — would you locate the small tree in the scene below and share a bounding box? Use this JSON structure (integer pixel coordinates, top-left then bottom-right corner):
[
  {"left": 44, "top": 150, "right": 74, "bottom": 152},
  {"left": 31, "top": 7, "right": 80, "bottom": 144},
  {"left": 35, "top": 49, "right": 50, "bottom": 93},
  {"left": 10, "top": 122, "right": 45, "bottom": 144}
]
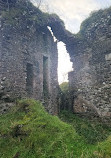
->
[
  {"left": 31, "top": 0, "right": 43, "bottom": 9},
  {"left": 37, "top": 0, "right": 42, "bottom": 8}
]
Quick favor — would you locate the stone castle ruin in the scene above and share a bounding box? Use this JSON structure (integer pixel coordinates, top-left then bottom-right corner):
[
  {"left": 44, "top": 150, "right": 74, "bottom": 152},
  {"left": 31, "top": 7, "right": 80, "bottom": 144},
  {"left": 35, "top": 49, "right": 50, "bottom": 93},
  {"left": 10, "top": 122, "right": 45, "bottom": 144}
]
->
[
  {"left": 0, "top": 0, "right": 58, "bottom": 114},
  {"left": 0, "top": 0, "right": 111, "bottom": 117},
  {"left": 68, "top": 9, "right": 111, "bottom": 117}
]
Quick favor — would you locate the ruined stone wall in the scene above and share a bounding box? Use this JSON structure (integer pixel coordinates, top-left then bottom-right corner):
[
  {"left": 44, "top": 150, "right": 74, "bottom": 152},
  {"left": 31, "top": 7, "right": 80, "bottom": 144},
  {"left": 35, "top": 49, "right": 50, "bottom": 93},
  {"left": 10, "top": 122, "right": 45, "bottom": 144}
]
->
[
  {"left": 68, "top": 9, "right": 111, "bottom": 117},
  {"left": 0, "top": 16, "right": 58, "bottom": 114}
]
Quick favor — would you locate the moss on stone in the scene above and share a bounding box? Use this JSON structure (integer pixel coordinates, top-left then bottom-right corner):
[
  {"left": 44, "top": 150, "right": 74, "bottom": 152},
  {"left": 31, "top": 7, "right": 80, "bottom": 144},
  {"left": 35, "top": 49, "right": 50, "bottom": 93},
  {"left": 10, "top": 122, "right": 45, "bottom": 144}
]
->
[
  {"left": 79, "top": 7, "right": 111, "bottom": 37},
  {"left": 2, "top": 8, "right": 23, "bottom": 25},
  {"left": 1, "top": 0, "right": 50, "bottom": 27}
]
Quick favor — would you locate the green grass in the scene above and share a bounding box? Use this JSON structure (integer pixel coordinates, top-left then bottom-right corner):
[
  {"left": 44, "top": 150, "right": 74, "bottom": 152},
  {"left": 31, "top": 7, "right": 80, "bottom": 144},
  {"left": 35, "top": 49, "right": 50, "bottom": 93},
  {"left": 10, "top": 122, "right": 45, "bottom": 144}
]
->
[
  {"left": 0, "top": 99, "right": 111, "bottom": 158},
  {"left": 60, "top": 111, "right": 111, "bottom": 144}
]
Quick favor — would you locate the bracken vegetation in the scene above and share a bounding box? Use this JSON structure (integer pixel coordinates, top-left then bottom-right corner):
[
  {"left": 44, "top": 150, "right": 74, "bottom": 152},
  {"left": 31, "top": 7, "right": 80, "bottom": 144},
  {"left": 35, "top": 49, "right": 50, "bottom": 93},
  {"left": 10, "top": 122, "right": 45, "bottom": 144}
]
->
[{"left": 0, "top": 99, "right": 111, "bottom": 158}]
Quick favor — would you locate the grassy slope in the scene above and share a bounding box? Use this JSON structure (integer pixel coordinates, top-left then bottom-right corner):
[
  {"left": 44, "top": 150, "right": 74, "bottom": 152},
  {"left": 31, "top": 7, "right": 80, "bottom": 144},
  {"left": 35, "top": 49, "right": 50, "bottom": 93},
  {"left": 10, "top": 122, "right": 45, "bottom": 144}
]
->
[{"left": 0, "top": 100, "right": 111, "bottom": 158}]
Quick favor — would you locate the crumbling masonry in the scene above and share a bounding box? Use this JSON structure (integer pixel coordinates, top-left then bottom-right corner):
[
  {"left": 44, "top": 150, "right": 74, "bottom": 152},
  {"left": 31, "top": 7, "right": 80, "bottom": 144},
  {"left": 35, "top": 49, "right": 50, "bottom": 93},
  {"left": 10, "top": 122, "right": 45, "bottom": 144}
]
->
[
  {"left": 0, "top": 0, "right": 58, "bottom": 114},
  {"left": 68, "top": 9, "right": 111, "bottom": 117},
  {"left": 0, "top": 0, "right": 111, "bottom": 117}
]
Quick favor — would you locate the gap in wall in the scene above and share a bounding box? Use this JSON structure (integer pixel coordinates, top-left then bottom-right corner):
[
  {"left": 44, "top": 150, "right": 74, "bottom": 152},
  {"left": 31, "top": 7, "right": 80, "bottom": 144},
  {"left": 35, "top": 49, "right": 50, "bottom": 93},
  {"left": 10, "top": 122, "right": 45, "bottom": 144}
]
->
[
  {"left": 57, "top": 41, "right": 73, "bottom": 84},
  {"left": 47, "top": 26, "right": 73, "bottom": 84}
]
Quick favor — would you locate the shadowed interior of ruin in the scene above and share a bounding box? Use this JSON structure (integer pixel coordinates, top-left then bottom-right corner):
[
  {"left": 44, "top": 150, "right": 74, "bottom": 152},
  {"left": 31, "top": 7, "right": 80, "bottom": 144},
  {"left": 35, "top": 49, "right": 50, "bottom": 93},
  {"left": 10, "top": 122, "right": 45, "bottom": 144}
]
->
[{"left": 26, "top": 63, "right": 33, "bottom": 96}]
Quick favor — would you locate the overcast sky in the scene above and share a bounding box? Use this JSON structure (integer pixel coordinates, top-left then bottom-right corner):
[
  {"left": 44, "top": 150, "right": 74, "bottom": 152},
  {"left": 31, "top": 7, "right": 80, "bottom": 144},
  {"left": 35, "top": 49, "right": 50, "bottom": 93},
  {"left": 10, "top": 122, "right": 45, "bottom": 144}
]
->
[
  {"left": 32, "top": 0, "right": 111, "bottom": 33},
  {"left": 32, "top": 0, "right": 111, "bottom": 83}
]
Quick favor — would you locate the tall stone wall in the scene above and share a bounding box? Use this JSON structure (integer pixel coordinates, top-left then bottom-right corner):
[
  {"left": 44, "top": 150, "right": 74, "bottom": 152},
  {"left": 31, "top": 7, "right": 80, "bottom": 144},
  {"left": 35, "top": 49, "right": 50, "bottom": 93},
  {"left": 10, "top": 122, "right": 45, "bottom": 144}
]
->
[
  {"left": 1, "top": 0, "right": 111, "bottom": 117},
  {"left": 0, "top": 14, "right": 58, "bottom": 114},
  {"left": 68, "top": 9, "right": 111, "bottom": 117}
]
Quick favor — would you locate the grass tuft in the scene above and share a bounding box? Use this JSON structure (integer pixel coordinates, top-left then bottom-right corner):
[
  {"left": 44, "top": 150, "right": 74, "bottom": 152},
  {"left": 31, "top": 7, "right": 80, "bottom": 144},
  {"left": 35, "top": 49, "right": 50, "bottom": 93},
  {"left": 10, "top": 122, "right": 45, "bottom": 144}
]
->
[{"left": 0, "top": 99, "right": 111, "bottom": 158}]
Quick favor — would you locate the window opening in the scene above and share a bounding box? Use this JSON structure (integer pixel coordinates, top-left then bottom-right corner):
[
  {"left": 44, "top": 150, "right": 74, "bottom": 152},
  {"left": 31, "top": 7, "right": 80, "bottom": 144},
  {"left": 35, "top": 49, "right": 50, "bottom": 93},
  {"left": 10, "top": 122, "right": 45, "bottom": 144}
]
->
[
  {"left": 43, "top": 56, "right": 49, "bottom": 98},
  {"left": 26, "top": 63, "right": 33, "bottom": 96}
]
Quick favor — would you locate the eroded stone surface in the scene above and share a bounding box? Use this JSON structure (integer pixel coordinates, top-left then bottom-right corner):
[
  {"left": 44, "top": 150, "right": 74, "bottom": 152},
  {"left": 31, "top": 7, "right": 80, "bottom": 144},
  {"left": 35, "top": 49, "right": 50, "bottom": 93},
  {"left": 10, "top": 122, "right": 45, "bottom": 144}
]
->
[
  {"left": 68, "top": 9, "right": 111, "bottom": 117},
  {"left": 0, "top": 0, "right": 58, "bottom": 114},
  {"left": 0, "top": 0, "right": 111, "bottom": 117}
]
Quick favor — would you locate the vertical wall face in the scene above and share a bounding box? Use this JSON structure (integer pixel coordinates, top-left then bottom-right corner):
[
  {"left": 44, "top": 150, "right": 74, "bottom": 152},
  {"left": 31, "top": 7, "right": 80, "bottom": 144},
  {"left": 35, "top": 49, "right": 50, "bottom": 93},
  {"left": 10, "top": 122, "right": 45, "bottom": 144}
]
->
[
  {"left": 42, "top": 31, "right": 58, "bottom": 114},
  {"left": 0, "top": 17, "right": 58, "bottom": 114},
  {"left": 69, "top": 38, "right": 111, "bottom": 117},
  {"left": 67, "top": 7, "right": 111, "bottom": 117},
  {"left": 49, "top": 40, "right": 58, "bottom": 115}
]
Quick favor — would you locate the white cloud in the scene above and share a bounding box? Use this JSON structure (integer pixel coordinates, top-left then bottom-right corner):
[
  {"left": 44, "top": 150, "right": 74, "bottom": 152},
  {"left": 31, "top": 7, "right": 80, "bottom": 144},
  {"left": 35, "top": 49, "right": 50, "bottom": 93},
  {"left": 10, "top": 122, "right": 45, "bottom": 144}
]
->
[
  {"left": 39, "top": 0, "right": 111, "bottom": 33},
  {"left": 58, "top": 42, "right": 73, "bottom": 84},
  {"left": 32, "top": 0, "right": 111, "bottom": 33},
  {"left": 43, "top": 0, "right": 99, "bottom": 33}
]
